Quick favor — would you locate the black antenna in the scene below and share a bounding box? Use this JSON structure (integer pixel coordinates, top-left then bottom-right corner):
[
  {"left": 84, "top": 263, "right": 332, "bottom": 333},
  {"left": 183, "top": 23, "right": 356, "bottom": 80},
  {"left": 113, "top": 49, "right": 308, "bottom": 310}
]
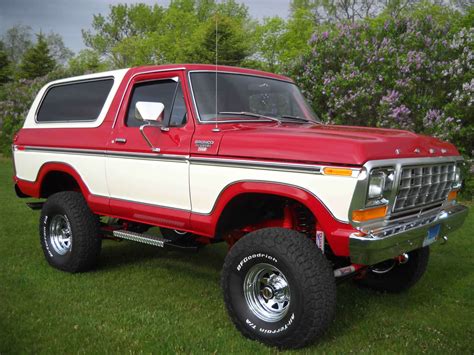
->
[{"left": 212, "top": 2, "right": 220, "bottom": 133}]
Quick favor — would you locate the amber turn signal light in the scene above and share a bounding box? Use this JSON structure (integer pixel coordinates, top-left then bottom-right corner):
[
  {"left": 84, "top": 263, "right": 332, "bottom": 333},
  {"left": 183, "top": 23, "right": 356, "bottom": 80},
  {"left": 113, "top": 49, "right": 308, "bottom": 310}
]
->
[
  {"left": 447, "top": 190, "right": 458, "bottom": 201},
  {"left": 352, "top": 205, "right": 388, "bottom": 222},
  {"left": 323, "top": 167, "right": 353, "bottom": 176}
]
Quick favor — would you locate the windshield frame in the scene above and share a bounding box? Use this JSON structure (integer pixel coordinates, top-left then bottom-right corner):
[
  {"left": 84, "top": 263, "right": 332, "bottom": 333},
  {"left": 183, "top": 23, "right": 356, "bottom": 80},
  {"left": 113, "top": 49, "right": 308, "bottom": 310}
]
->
[{"left": 187, "top": 70, "right": 319, "bottom": 124}]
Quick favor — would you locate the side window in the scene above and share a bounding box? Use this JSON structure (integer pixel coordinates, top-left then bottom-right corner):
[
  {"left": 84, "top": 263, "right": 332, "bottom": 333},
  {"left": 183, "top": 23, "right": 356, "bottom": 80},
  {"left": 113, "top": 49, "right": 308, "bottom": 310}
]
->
[
  {"left": 37, "top": 78, "right": 114, "bottom": 122},
  {"left": 126, "top": 79, "right": 187, "bottom": 127}
]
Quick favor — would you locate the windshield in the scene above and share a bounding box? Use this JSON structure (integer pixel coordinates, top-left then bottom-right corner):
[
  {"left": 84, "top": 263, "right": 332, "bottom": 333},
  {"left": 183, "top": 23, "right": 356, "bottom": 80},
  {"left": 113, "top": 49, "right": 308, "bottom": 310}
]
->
[{"left": 189, "top": 72, "right": 319, "bottom": 123}]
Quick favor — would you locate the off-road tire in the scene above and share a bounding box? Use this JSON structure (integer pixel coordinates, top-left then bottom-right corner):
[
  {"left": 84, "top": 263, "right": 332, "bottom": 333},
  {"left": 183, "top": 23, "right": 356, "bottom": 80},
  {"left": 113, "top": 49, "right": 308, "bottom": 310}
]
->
[
  {"left": 221, "top": 228, "right": 336, "bottom": 349},
  {"left": 40, "top": 191, "right": 101, "bottom": 273},
  {"left": 356, "top": 246, "right": 430, "bottom": 293}
]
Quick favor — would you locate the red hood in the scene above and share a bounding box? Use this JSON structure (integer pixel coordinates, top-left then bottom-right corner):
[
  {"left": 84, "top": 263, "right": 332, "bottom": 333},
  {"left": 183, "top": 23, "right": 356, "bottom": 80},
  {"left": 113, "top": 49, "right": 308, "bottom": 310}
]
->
[{"left": 217, "top": 123, "right": 460, "bottom": 166}]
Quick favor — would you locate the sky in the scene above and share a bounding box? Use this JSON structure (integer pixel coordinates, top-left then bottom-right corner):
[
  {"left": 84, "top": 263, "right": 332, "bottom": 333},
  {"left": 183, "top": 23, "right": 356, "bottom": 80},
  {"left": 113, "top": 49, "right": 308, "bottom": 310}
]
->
[{"left": 0, "top": 0, "right": 291, "bottom": 54}]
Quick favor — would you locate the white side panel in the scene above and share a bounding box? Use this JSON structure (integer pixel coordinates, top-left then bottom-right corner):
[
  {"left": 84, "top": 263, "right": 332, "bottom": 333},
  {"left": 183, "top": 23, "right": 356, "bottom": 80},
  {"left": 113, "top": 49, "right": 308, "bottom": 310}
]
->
[
  {"left": 23, "top": 69, "right": 129, "bottom": 129},
  {"left": 14, "top": 150, "right": 108, "bottom": 196},
  {"left": 106, "top": 157, "right": 191, "bottom": 210},
  {"left": 190, "top": 164, "right": 357, "bottom": 222},
  {"left": 15, "top": 148, "right": 355, "bottom": 222}
]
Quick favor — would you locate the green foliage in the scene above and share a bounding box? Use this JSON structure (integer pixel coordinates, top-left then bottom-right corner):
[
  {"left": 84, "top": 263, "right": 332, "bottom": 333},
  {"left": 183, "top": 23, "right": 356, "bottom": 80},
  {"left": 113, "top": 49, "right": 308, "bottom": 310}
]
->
[
  {"left": 81, "top": 1, "right": 252, "bottom": 68},
  {"left": 45, "top": 33, "right": 74, "bottom": 64},
  {"left": 19, "top": 33, "right": 56, "bottom": 79},
  {"left": 0, "top": 41, "right": 12, "bottom": 84},
  {"left": 2, "top": 25, "right": 32, "bottom": 64},
  {"left": 188, "top": 15, "right": 250, "bottom": 66},
  {"left": 291, "top": 7, "right": 473, "bottom": 197},
  {"left": 67, "top": 49, "right": 108, "bottom": 76},
  {"left": 252, "top": 17, "right": 287, "bottom": 71},
  {"left": 0, "top": 69, "right": 67, "bottom": 155},
  {"left": 0, "top": 77, "right": 45, "bottom": 154},
  {"left": 82, "top": 3, "right": 165, "bottom": 67}
]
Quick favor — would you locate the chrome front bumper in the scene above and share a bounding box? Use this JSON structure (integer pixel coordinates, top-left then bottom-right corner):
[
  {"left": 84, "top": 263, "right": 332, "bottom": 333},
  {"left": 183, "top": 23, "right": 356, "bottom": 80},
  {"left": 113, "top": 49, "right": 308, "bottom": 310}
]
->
[{"left": 349, "top": 204, "right": 469, "bottom": 265}]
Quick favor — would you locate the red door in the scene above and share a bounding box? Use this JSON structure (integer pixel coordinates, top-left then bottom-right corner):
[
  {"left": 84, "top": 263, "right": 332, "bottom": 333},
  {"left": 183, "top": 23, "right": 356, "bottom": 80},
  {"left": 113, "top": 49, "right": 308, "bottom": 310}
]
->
[{"left": 105, "top": 70, "right": 195, "bottom": 231}]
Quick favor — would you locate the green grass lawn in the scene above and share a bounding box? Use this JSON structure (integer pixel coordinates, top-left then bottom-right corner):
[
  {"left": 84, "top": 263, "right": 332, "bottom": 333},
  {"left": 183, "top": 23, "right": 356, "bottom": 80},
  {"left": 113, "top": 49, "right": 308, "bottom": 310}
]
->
[{"left": 0, "top": 156, "right": 472, "bottom": 354}]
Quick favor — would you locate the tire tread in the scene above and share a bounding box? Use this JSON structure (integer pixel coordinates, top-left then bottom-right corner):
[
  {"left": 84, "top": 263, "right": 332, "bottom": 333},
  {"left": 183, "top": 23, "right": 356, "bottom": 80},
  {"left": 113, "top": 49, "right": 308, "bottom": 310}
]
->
[
  {"left": 40, "top": 191, "right": 101, "bottom": 273},
  {"left": 221, "top": 227, "right": 336, "bottom": 349}
]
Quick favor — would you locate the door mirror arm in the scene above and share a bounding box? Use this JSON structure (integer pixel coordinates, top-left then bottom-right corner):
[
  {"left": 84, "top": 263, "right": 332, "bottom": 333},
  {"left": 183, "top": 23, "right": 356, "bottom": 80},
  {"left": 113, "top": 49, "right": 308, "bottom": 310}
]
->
[
  {"left": 135, "top": 101, "right": 167, "bottom": 153},
  {"left": 139, "top": 122, "right": 161, "bottom": 153}
]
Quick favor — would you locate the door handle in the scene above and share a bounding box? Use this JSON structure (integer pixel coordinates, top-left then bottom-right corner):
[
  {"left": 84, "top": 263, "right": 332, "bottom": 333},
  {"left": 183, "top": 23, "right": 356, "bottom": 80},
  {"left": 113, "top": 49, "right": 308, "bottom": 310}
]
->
[{"left": 114, "top": 138, "right": 127, "bottom": 144}]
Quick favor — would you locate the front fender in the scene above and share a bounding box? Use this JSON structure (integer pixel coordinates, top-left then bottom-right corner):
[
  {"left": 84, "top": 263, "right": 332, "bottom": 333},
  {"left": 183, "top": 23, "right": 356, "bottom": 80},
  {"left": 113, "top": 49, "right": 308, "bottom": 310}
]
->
[{"left": 190, "top": 180, "right": 356, "bottom": 256}]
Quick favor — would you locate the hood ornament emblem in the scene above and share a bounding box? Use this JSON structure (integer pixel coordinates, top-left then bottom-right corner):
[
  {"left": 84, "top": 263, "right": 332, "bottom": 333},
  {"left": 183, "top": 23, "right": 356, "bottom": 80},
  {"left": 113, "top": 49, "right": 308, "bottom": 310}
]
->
[
  {"left": 395, "top": 149, "right": 401, "bottom": 155},
  {"left": 414, "top": 148, "right": 420, "bottom": 154}
]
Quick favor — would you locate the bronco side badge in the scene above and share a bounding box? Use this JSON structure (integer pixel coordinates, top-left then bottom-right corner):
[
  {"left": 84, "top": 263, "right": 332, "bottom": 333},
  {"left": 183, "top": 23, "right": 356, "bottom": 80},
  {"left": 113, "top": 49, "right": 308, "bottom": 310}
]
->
[{"left": 195, "top": 140, "right": 214, "bottom": 152}]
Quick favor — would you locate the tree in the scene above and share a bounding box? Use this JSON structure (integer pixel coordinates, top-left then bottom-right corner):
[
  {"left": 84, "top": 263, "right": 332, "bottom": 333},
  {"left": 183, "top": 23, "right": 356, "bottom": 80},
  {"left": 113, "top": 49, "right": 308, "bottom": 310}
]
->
[
  {"left": 0, "top": 41, "right": 12, "bottom": 83},
  {"left": 82, "top": 3, "right": 165, "bottom": 67},
  {"left": 289, "top": 0, "right": 425, "bottom": 22},
  {"left": 46, "top": 33, "right": 74, "bottom": 64},
  {"left": 2, "top": 25, "right": 32, "bottom": 63},
  {"left": 254, "top": 17, "right": 287, "bottom": 71},
  {"left": 67, "top": 49, "right": 107, "bottom": 76},
  {"left": 189, "top": 15, "right": 250, "bottom": 66},
  {"left": 19, "top": 33, "right": 56, "bottom": 79}
]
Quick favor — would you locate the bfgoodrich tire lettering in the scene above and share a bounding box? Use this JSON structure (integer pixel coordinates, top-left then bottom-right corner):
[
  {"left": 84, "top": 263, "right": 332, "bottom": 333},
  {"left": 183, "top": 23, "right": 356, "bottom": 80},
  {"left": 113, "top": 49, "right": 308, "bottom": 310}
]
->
[
  {"left": 40, "top": 191, "right": 101, "bottom": 273},
  {"left": 221, "top": 228, "right": 336, "bottom": 349}
]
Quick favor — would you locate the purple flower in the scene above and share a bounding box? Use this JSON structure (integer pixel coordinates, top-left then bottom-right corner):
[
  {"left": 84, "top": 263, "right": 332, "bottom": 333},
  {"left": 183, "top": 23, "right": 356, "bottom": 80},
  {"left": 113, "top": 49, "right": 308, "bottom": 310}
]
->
[
  {"left": 381, "top": 90, "right": 400, "bottom": 105},
  {"left": 389, "top": 105, "right": 411, "bottom": 127}
]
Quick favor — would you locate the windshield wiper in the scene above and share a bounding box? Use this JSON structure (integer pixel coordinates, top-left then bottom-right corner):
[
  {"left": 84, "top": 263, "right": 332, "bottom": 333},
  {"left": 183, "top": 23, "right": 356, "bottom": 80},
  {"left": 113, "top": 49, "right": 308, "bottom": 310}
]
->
[
  {"left": 281, "top": 115, "right": 319, "bottom": 124},
  {"left": 218, "top": 111, "right": 282, "bottom": 124}
]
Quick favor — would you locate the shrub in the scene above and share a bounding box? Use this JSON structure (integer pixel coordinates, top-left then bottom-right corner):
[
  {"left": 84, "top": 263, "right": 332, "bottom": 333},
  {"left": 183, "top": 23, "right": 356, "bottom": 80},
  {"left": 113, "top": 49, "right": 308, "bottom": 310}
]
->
[
  {"left": 292, "top": 11, "right": 473, "bottom": 198},
  {"left": 0, "top": 70, "right": 67, "bottom": 156}
]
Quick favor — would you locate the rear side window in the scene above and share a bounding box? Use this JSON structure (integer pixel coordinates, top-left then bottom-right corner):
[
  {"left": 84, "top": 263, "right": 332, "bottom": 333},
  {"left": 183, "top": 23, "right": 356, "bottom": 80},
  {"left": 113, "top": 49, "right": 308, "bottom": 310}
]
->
[{"left": 36, "top": 78, "right": 114, "bottom": 122}]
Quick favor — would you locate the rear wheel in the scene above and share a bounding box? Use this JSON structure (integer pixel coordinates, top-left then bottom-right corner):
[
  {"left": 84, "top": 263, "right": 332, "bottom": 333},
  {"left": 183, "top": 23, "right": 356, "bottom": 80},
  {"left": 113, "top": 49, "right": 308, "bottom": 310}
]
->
[
  {"left": 221, "top": 228, "right": 336, "bottom": 349},
  {"left": 40, "top": 191, "right": 101, "bottom": 273},
  {"left": 355, "top": 246, "right": 430, "bottom": 293}
]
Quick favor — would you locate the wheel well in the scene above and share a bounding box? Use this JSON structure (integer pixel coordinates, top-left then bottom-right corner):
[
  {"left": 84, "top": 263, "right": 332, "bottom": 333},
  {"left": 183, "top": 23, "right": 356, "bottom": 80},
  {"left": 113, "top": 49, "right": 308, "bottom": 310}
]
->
[
  {"left": 215, "top": 193, "right": 316, "bottom": 239},
  {"left": 40, "top": 171, "right": 81, "bottom": 198}
]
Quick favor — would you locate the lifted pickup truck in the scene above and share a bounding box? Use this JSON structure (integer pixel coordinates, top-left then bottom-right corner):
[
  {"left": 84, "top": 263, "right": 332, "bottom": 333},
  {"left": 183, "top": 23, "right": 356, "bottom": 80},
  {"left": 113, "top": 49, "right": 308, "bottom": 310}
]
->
[{"left": 12, "top": 64, "right": 468, "bottom": 349}]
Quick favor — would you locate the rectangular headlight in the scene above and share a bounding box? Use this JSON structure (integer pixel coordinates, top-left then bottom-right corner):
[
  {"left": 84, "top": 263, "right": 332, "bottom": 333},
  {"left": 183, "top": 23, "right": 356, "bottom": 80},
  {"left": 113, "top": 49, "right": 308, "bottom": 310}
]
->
[
  {"left": 367, "top": 168, "right": 395, "bottom": 206},
  {"left": 453, "top": 165, "right": 462, "bottom": 190}
]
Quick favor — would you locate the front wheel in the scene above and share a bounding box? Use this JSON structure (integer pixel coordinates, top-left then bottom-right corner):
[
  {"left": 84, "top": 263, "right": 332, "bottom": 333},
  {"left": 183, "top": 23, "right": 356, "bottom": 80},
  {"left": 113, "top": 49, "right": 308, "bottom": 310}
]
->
[
  {"left": 40, "top": 191, "right": 101, "bottom": 273},
  {"left": 221, "top": 228, "right": 336, "bottom": 349},
  {"left": 355, "top": 246, "right": 430, "bottom": 293}
]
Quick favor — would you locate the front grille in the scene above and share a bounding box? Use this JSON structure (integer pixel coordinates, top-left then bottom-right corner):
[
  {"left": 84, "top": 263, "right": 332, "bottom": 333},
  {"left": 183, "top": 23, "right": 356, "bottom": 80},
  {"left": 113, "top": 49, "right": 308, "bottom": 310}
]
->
[{"left": 393, "top": 163, "right": 455, "bottom": 213}]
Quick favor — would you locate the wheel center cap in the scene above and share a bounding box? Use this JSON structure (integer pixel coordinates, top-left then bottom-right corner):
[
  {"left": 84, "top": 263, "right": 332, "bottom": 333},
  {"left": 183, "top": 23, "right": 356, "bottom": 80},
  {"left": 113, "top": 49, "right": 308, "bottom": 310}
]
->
[{"left": 261, "top": 286, "right": 274, "bottom": 300}]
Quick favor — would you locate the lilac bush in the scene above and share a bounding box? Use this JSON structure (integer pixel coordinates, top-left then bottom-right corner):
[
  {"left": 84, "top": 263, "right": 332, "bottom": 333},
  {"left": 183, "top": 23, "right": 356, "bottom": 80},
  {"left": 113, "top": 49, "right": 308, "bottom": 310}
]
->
[
  {"left": 0, "top": 71, "right": 65, "bottom": 155},
  {"left": 292, "top": 11, "right": 473, "bottom": 196}
]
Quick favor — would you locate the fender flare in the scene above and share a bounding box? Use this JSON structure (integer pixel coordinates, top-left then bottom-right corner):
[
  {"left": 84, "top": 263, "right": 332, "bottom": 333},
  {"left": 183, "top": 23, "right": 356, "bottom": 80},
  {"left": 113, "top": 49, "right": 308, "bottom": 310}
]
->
[
  {"left": 190, "top": 180, "right": 353, "bottom": 256},
  {"left": 16, "top": 161, "right": 110, "bottom": 214}
]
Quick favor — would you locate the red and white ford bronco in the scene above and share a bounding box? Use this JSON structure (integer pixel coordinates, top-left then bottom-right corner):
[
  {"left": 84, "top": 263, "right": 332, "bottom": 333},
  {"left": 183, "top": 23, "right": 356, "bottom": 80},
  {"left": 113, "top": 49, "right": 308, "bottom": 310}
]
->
[{"left": 12, "top": 64, "right": 468, "bottom": 348}]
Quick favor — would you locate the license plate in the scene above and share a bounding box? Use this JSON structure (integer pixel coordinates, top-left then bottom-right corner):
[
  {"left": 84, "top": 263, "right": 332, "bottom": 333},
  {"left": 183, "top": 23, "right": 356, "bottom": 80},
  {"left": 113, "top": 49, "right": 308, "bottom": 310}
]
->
[{"left": 423, "top": 224, "right": 441, "bottom": 247}]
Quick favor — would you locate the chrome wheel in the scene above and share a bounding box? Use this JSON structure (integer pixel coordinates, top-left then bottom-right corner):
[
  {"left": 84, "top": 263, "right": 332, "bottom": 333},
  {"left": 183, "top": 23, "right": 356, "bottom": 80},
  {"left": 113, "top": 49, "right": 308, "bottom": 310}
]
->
[
  {"left": 243, "top": 263, "right": 291, "bottom": 322},
  {"left": 49, "top": 215, "right": 72, "bottom": 255}
]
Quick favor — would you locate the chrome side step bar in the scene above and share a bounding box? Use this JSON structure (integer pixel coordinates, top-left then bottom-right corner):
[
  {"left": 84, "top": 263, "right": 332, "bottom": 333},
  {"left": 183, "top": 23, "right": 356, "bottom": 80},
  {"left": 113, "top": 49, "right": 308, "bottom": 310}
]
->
[{"left": 113, "top": 230, "right": 170, "bottom": 247}]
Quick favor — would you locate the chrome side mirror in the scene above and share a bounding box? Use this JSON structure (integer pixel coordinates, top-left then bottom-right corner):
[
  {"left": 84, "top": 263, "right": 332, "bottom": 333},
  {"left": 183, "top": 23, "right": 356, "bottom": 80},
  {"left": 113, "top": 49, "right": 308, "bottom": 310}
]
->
[
  {"left": 135, "top": 101, "right": 165, "bottom": 123},
  {"left": 135, "top": 101, "right": 165, "bottom": 153}
]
